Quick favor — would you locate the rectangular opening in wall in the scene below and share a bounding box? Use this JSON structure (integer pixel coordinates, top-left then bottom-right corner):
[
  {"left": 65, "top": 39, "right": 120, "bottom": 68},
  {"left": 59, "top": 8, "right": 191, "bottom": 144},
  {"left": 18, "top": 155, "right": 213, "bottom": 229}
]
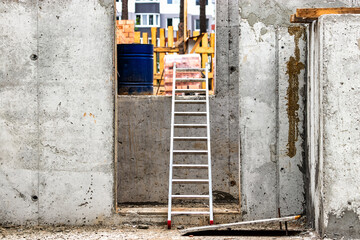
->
[{"left": 115, "top": 0, "right": 216, "bottom": 96}]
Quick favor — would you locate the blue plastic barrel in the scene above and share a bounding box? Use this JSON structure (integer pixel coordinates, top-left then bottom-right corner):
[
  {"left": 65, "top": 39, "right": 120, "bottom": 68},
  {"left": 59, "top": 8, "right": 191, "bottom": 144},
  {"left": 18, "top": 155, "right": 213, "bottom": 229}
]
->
[{"left": 117, "top": 44, "right": 153, "bottom": 95}]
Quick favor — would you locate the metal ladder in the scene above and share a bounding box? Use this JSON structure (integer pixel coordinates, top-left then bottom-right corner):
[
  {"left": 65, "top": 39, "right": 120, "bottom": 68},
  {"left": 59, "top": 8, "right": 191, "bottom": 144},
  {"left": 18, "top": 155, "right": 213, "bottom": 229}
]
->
[{"left": 167, "top": 63, "right": 213, "bottom": 229}]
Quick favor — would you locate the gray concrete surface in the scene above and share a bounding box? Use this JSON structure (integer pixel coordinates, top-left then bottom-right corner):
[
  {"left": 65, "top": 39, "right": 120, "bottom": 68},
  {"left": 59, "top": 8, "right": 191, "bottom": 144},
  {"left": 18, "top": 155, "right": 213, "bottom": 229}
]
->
[
  {"left": 238, "top": 0, "right": 360, "bottom": 221},
  {"left": 307, "top": 14, "right": 360, "bottom": 239},
  {"left": 0, "top": 0, "right": 115, "bottom": 225},
  {"left": 1, "top": 2, "right": 360, "bottom": 240},
  {"left": 117, "top": 95, "right": 240, "bottom": 204}
]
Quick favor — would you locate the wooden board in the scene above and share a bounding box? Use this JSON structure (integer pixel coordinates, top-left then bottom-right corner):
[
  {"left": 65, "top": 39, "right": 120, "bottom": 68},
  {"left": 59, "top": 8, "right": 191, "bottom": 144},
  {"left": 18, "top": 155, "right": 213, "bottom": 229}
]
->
[
  {"left": 190, "top": 33, "right": 204, "bottom": 54},
  {"left": 195, "top": 47, "right": 214, "bottom": 54},
  {"left": 159, "top": 28, "right": 165, "bottom": 76},
  {"left": 151, "top": 27, "right": 157, "bottom": 77},
  {"left": 180, "top": 215, "right": 302, "bottom": 234},
  {"left": 291, "top": 8, "right": 360, "bottom": 23},
  {"left": 154, "top": 47, "right": 179, "bottom": 53},
  {"left": 201, "top": 33, "right": 208, "bottom": 89},
  {"left": 142, "top": 32, "right": 148, "bottom": 44},
  {"left": 134, "top": 32, "right": 141, "bottom": 43}
]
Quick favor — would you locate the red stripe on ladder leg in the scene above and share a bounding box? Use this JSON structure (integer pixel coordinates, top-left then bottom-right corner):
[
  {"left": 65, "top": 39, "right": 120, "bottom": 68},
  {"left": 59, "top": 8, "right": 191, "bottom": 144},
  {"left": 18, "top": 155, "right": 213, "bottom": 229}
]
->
[
  {"left": 168, "top": 220, "right": 171, "bottom": 229},
  {"left": 210, "top": 220, "right": 214, "bottom": 225}
]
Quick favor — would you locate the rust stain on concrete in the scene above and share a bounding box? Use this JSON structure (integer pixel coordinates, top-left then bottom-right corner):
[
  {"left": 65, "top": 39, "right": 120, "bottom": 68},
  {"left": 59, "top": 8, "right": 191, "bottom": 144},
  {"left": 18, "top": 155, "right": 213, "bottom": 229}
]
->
[{"left": 286, "top": 26, "right": 305, "bottom": 158}]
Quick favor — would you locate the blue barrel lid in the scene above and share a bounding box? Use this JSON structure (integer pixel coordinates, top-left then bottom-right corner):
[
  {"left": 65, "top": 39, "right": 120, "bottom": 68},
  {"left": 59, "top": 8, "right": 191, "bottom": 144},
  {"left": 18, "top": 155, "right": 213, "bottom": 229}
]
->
[{"left": 117, "top": 44, "right": 153, "bottom": 55}]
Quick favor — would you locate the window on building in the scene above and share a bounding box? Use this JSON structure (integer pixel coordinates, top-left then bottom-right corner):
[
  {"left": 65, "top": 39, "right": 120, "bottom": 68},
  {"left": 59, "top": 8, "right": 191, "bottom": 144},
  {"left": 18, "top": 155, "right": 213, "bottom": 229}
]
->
[
  {"left": 167, "top": 0, "right": 180, "bottom": 3},
  {"left": 136, "top": 15, "right": 141, "bottom": 25},
  {"left": 167, "top": 18, "right": 172, "bottom": 27},
  {"left": 196, "top": 0, "right": 208, "bottom": 5},
  {"left": 167, "top": 17, "right": 179, "bottom": 31},
  {"left": 135, "top": 14, "right": 160, "bottom": 27},
  {"left": 195, "top": 19, "right": 209, "bottom": 31},
  {"left": 142, "top": 15, "right": 147, "bottom": 25}
]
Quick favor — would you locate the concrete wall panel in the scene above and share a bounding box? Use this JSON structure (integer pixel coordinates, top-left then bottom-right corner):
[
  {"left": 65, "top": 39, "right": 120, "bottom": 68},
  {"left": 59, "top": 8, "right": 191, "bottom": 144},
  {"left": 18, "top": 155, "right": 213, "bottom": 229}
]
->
[
  {"left": 0, "top": 0, "right": 39, "bottom": 225},
  {"left": 0, "top": 0, "right": 115, "bottom": 225},
  {"left": 318, "top": 14, "right": 360, "bottom": 238},
  {"left": 239, "top": 21, "right": 278, "bottom": 219},
  {"left": 238, "top": 0, "right": 358, "bottom": 221},
  {"left": 277, "top": 26, "right": 306, "bottom": 216},
  {"left": 36, "top": 0, "right": 114, "bottom": 224}
]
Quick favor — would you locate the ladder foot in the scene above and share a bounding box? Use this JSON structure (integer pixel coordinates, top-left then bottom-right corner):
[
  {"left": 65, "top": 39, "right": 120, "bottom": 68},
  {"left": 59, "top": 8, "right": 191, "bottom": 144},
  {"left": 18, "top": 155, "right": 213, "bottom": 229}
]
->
[
  {"left": 167, "top": 220, "right": 171, "bottom": 229},
  {"left": 210, "top": 220, "right": 214, "bottom": 225}
]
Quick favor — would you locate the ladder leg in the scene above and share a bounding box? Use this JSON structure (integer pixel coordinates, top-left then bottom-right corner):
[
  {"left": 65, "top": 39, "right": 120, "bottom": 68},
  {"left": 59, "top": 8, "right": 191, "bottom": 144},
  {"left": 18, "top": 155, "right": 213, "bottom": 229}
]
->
[
  {"left": 205, "top": 63, "right": 214, "bottom": 225},
  {"left": 167, "top": 63, "right": 177, "bottom": 229}
]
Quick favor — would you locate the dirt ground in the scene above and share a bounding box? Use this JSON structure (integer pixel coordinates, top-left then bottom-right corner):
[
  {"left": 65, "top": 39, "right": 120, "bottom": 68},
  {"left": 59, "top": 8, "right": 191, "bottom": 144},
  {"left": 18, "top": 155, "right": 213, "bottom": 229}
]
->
[{"left": 0, "top": 225, "right": 320, "bottom": 240}]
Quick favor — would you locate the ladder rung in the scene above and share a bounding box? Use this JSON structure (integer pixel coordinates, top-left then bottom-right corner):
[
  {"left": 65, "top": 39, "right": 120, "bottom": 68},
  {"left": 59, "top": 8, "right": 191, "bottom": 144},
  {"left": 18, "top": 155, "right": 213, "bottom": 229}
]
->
[
  {"left": 174, "top": 112, "right": 207, "bottom": 115},
  {"left": 171, "top": 211, "right": 210, "bottom": 215},
  {"left": 176, "top": 68, "right": 206, "bottom": 72},
  {"left": 174, "top": 100, "right": 206, "bottom": 103},
  {"left": 174, "top": 124, "right": 207, "bottom": 127},
  {"left": 173, "top": 137, "right": 208, "bottom": 140},
  {"left": 173, "top": 164, "right": 208, "bottom": 168},
  {"left": 173, "top": 150, "right": 208, "bottom": 154},
  {"left": 172, "top": 179, "right": 209, "bottom": 184},
  {"left": 175, "top": 89, "right": 206, "bottom": 92},
  {"left": 171, "top": 195, "right": 209, "bottom": 199},
  {"left": 175, "top": 78, "right": 206, "bottom": 82}
]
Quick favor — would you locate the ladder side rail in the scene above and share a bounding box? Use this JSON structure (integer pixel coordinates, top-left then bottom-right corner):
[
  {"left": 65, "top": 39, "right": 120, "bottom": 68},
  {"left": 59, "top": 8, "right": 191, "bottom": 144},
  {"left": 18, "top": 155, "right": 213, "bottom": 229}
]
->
[
  {"left": 205, "top": 63, "right": 214, "bottom": 224},
  {"left": 167, "top": 63, "right": 177, "bottom": 228}
]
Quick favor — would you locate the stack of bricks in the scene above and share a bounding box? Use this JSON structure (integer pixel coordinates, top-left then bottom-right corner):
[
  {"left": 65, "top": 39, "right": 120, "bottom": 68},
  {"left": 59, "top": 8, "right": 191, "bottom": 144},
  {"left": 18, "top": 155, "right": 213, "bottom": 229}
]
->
[
  {"left": 164, "top": 54, "right": 202, "bottom": 96},
  {"left": 116, "top": 20, "right": 134, "bottom": 44}
]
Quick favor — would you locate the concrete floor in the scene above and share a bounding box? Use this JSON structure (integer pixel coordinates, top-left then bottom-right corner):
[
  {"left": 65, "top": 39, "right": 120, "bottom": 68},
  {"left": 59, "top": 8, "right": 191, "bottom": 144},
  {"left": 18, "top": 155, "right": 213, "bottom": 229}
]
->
[{"left": 0, "top": 225, "right": 320, "bottom": 240}]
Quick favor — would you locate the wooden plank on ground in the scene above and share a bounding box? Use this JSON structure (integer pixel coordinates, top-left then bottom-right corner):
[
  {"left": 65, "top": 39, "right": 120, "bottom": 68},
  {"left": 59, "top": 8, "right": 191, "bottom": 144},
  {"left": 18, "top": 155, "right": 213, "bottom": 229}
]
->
[
  {"left": 180, "top": 215, "right": 302, "bottom": 234},
  {"left": 134, "top": 32, "right": 141, "bottom": 43},
  {"left": 291, "top": 8, "right": 360, "bottom": 23}
]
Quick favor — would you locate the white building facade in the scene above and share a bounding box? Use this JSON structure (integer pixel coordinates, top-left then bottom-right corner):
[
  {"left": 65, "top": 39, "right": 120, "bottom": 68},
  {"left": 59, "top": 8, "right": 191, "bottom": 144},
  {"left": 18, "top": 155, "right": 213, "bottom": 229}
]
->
[{"left": 116, "top": 0, "right": 215, "bottom": 37}]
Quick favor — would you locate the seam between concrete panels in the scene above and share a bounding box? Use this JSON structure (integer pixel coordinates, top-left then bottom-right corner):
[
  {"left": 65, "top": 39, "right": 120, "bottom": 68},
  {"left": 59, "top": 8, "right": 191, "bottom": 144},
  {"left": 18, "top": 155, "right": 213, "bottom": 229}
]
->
[
  {"left": 113, "top": 0, "right": 119, "bottom": 214},
  {"left": 276, "top": 28, "right": 280, "bottom": 211},
  {"left": 36, "top": 0, "right": 40, "bottom": 225}
]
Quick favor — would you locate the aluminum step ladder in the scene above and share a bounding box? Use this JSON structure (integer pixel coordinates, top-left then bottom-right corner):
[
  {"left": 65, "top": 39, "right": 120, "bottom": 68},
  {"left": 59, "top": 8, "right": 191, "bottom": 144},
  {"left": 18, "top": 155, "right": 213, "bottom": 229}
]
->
[{"left": 167, "top": 63, "right": 213, "bottom": 229}]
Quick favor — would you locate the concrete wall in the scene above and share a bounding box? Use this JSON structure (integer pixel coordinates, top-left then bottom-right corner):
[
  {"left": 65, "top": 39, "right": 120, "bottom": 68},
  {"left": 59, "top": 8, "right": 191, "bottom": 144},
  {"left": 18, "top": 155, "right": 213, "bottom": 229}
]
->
[
  {"left": 308, "top": 15, "right": 360, "bottom": 239},
  {"left": 237, "top": 0, "right": 360, "bottom": 220},
  {"left": 2, "top": 0, "right": 360, "bottom": 233},
  {"left": 0, "top": 0, "right": 115, "bottom": 225}
]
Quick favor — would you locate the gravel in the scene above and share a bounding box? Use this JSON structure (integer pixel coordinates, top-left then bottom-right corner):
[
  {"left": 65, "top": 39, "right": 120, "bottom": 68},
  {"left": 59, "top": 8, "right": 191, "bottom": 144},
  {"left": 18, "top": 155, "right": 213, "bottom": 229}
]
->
[{"left": 0, "top": 225, "right": 319, "bottom": 240}]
